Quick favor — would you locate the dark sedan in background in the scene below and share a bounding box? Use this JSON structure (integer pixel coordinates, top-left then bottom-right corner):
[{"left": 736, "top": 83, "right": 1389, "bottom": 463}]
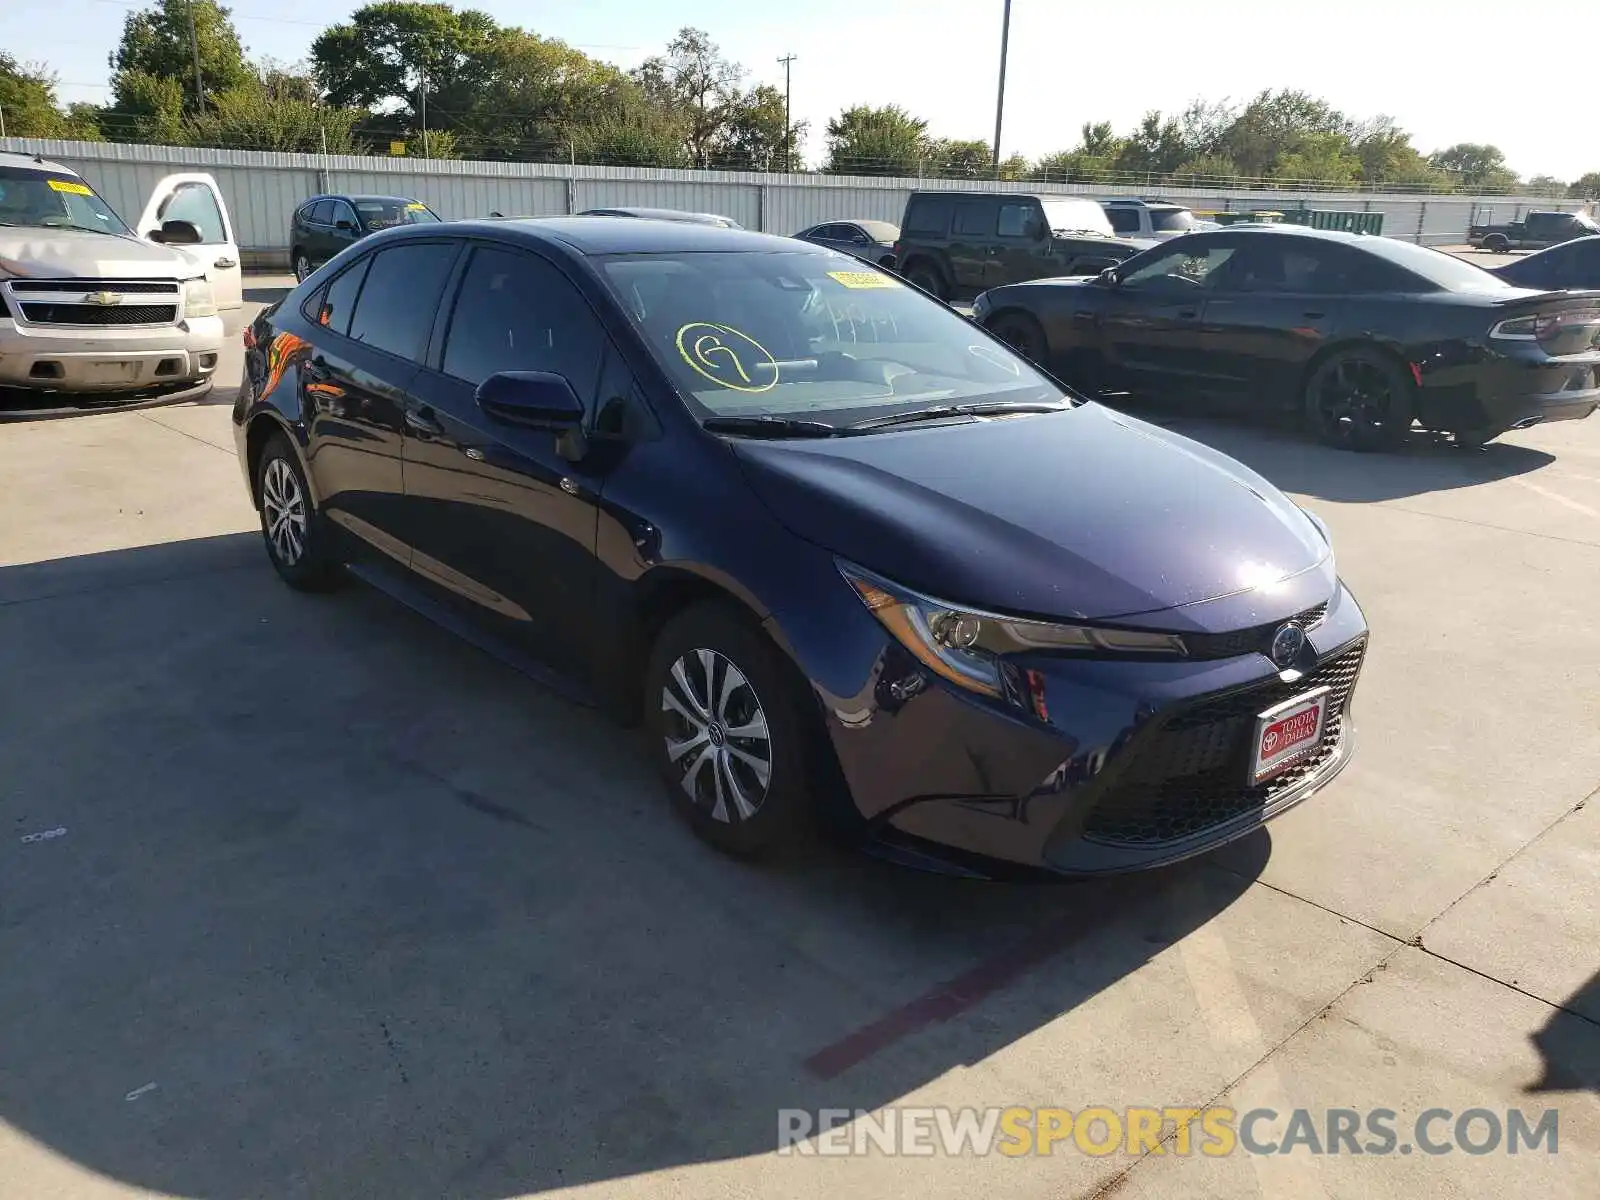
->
[
  {"left": 235, "top": 219, "right": 1366, "bottom": 878},
  {"left": 289, "top": 194, "right": 440, "bottom": 281},
  {"left": 1489, "top": 234, "right": 1600, "bottom": 292},
  {"left": 794, "top": 220, "right": 900, "bottom": 268},
  {"left": 974, "top": 225, "right": 1600, "bottom": 450}
]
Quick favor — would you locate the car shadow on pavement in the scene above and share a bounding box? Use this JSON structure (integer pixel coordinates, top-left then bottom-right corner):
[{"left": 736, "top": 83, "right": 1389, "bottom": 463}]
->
[
  {"left": 1529, "top": 970, "right": 1600, "bottom": 1095},
  {"left": 0, "top": 533, "right": 1270, "bottom": 1199},
  {"left": 1114, "top": 402, "right": 1556, "bottom": 504}
]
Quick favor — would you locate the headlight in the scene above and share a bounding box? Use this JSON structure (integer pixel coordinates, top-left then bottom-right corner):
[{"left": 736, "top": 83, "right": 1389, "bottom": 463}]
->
[
  {"left": 182, "top": 277, "right": 217, "bottom": 318},
  {"left": 840, "top": 562, "right": 1187, "bottom": 701}
]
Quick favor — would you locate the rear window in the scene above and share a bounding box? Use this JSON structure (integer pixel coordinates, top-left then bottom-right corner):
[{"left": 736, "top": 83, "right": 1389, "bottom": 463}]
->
[
  {"left": 904, "top": 196, "right": 952, "bottom": 237},
  {"left": 1150, "top": 207, "right": 1196, "bottom": 233},
  {"left": 1361, "top": 238, "right": 1516, "bottom": 293},
  {"left": 353, "top": 198, "right": 440, "bottom": 231}
]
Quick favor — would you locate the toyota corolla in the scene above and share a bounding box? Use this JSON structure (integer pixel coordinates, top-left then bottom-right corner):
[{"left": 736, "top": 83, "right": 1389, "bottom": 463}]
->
[{"left": 234, "top": 217, "right": 1368, "bottom": 876}]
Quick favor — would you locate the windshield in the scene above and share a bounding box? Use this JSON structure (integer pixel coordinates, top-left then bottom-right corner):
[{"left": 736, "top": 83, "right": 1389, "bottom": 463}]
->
[
  {"left": 1041, "top": 198, "right": 1114, "bottom": 237},
  {"left": 0, "top": 167, "right": 131, "bottom": 235},
  {"left": 1150, "top": 207, "right": 1196, "bottom": 233},
  {"left": 599, "top": 250, "right": 1066, "bottom": 425},
  {"left": 353, "top": 198, "right": 440, "bottom": 231}
]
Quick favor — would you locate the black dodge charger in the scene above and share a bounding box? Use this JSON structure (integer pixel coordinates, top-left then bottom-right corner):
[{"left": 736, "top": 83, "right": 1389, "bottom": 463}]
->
[
  {"left": 974, "top": 225, "right": 1600, "bottom": 450},
  {"left": 235, "top": 217, "right": 1367, "bottom": 877}
]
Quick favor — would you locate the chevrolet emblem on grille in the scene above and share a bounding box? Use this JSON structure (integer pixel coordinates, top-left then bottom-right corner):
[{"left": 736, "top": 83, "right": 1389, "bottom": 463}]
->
[{"left": 84, "top": 291, "right": 121, "bottom": 306}]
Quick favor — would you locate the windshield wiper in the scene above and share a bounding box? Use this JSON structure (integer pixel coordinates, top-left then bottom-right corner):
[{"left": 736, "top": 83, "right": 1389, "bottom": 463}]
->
[
  {"left": 701, "top": 415, "right": 840, "bottom": 438},
  {"left": 847, "top": 400, "right": 1069, "bottom": 432}
]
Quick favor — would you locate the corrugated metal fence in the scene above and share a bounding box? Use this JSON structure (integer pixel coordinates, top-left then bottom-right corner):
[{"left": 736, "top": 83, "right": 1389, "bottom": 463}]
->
[{"left": 4, "top": 137, "right": 1593, "bottom": 267}]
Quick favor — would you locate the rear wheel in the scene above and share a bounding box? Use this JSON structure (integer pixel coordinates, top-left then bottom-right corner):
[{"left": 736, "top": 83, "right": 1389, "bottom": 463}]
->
[
  {"left": 1484, "top": 234, "right": 1509, "bottom": 254},
  {"left": 987, "top": 312, "right": 1048, "bottom": 366},
  {"left": 903, "top": 259, "right": 948, "bottom": 300},
  {"left": 644, "top": 603, "right": 815, "bottom": 858},
  {"left": 1302, "top": 349, "right": 1416, "bottom": 452},
  {"left": 254, "top": 433, "right": 339, "bottom": 589},
  {"left": 293, "top": 250, "right": 312, "bottom": 282}
]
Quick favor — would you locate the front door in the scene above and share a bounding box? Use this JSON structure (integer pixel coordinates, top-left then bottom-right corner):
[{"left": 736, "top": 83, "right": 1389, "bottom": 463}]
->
[
  {"left": 400, "top": 242, "right": 610, "bottom": 677},
  {"left": 299, "top": 239, "right": 462, "bottom": 561},
  {"left": 1098, "top": 235, "right": 1244, "bottom": 395},
  {"left": 137, "top": 173, "right": 242, "bottom": 330},
  {"left": 993, "top": 199, "right": 1049, "bottom": 285}
]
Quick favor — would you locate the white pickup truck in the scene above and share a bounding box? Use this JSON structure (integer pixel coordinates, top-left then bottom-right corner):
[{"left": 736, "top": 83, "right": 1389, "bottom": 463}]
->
[{"left": 0, "top": 150, "right": 242, "bottom": 417}]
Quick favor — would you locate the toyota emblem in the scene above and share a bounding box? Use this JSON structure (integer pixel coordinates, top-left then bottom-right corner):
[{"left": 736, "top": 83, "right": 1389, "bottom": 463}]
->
[{"left": 1270, "top": 623, "right": 1306, "bottom": 669}]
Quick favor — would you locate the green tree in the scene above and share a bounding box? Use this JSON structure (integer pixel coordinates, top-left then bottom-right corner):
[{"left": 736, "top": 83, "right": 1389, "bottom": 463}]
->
[
  {"left": 111, "top": 0, "right": 252, "bottom": 111},
  {"left": 1216, "top": 89, "right": 1349, "bottom": 178},
  {"left": 1113, "top": 111, "right": 1189, "bottom": 178},
  {"left": 183, "top": 67, "right": 367, "bottom": 152},
  {"left": 1429, "top": 143, "right": 1518, "bottom": 193},
  {"left": 823, "top": 104, "right": 927, "bottom": 175},
  {"left": 100, "top": 69, "right": 187, "bottom": 143},
  {"left": 712, "top": 83, "right": 802, "bottom": 170},
  {"left": 1271, "top": 131, "right": 1360, "bottom": 186},
  {"left": 630, "top": 28, "right": 746, "bottom": 169},
  {"left": 0, "top": 52, "right": 103, "bottom": 138},
  {"left": 1569, "top": 171, "right": 1600, "bottom": 199},
  {"left": 926, "top": 138, "right": 992, "bottom": 179},
  {"left": 1169, "top": 153, "right": 1238, "bottom": 186},
  {"left": 1524, "top": 174, "right": 1566, "bottom": 197},
  {"left": 462, "top": 29, "right": 633, "bottom": 159}
]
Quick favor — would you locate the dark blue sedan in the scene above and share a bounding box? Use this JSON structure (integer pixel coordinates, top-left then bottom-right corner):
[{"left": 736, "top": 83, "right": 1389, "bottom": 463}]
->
[{"left": 234, "top": 217, "right": 1368, "bottom": 876}]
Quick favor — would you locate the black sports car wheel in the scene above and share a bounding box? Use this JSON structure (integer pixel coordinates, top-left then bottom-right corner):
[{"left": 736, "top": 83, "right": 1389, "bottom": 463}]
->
[{"left": 1303, "top": 349, "right": 1415, "bottom": 452}]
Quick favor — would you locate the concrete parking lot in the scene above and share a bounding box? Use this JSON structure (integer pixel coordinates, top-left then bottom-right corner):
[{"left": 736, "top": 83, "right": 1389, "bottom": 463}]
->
[{"left": 1, "top": 276, "right": 1597, "bottom": 1200}]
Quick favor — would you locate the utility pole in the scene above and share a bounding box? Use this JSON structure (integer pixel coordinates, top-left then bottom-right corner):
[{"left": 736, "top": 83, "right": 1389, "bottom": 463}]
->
[
  {"left": 991, "top": 0, "right": 1012, "bottom": 169},
  {"left": 0, "top": 105, "right": 6, "bottom": 140},
  {"left": 188, "top": 0, "right": 205, "bottom": 110},
  {"left": 777, "top": 54, "right": 796, "bottom": 172},
  {"left": 418, "top": 69, "right": 429, "bottom": 159}
]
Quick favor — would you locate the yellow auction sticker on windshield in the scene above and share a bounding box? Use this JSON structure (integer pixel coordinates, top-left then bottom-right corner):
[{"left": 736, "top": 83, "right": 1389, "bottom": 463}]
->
[
  {"left": 827, "top": 270, "right": 900, "bottom": 289},
  {"left": 47, "top": 179, "right": 94, "bottom": 196},
  {"left": 405, "top": 202, "right": 428, "bottom": 211},
  {"left": 676, "top": 322, "right": 777, "bottom": 393}
]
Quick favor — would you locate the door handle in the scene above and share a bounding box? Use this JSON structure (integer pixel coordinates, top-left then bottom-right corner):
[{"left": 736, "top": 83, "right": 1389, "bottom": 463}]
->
[
  {"left": 405, "top": 405, "right": 444, "bottom": 435},
  {"left": 214, "top": 256, "right": 237, "bottom": 269}
]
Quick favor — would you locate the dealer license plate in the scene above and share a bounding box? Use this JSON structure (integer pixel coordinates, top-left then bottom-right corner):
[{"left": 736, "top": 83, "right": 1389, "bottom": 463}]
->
[
  {"left": 1249, "top": 686, "right": 1331, "bottom": 785},
  {"left": 84, "top": 360, "right": 142, "bottom": 385}
]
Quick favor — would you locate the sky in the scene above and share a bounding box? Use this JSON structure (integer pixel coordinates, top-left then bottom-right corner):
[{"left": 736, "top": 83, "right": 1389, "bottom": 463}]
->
[{"left": 4, "top": 0, "right": 1594, "bottom": 180}]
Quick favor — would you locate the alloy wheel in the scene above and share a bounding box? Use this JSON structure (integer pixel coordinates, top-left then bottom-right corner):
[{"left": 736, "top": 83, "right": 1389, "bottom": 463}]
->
[
  {"left": 294, "top": 254, "right": 311, "bottom": 282},
  {"left": 261, "top": 457, "right": 308, "bottom": 566},
  {"left": 1315, "top": 359, "right": 1396, "bottom": 441},
  {"left": 660, "top": 647, "right": 772, "bottom": 824}
]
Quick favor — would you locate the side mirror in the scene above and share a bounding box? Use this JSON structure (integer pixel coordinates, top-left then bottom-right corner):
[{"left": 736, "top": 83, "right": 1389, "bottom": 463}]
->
[
  {"left": 1028, "top": 219, "right": 1049, "bottom": 240},
  {"left": 335, "top": 219, "right": 357, "bottom": 233},
  {"left": 150, "top": 219, "right": 202, "bottom": 245},
  {"left": 1098, "top": 266, "right": 1121, "bottom": 285},
  {"left": 475, "top": 371, "right": 585, "bottom": 430}
]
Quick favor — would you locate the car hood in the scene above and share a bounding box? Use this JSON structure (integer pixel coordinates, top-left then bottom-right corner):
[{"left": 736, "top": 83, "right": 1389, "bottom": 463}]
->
[
  {"left": 0, "top": 228, "right": 197, "bottom": 280},
  {"left": 731, "top": 403, "right": 1328, "bottom": 621}
]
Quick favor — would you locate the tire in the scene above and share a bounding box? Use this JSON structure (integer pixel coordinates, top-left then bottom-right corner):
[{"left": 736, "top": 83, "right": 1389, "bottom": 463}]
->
[
  {"left": 254, "top": 432, "right": 339, "bottom": 590},
  {"left": 987, "top": 311, "right": 1048, "bottom": 367},
  {"left": 644, "top": 602, "right": 816, "bottom": 858},
  {"left": 1302, "top": 348, "right": 1416, "bottom": 452},
  {"left": 903, "top": 259, "right": 948, "bottom": 301},
  {"left": 1484, "top": 234, "right": 1509, "bottom": 254},
  {"left": 293, "top": 250, "right": 312, "bottom": 282}
]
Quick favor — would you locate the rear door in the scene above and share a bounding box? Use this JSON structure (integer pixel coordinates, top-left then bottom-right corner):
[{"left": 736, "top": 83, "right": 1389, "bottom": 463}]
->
[
  {"left": 949, "top": 199, "right": 997, "bottom": 294},
  {"left": 297, "top": 239, "right": 462, "bottom": 560},
  {"left": 137, "top": 173, "right": 242, "bottom": 329}
]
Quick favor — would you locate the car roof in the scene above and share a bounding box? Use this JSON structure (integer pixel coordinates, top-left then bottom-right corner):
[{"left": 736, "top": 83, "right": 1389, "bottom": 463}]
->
[
  {"left": 810, "top": 218, "right": 900, "bottom": 240},
  {"left": 307, "top": 193, "right": 422, "bottom": 204},
  {"left": 0, "top": 151, "right": 78, "bottom": 175},
  {"left": 1103, "top": 198, "right": 1187, "bottom": 210},
  {"left": 580, "top": 207, "right": 735, "bottom": 225},
  {"left": 439, "top": 216, "right": 823, "bottom": 256}
]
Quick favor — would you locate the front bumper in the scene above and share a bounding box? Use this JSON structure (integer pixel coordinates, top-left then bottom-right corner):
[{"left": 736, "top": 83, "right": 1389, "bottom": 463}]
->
[
  {"left": 814, "top": 578, "right": 1369, "bottom": 877},
  {"left": 0, "top": 315, "right": 224, "bottom": 394}
]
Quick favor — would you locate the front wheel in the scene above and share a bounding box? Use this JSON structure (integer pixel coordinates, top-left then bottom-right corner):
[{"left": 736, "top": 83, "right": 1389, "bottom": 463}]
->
[
  {"left": 903, "top": 260, "right": 948, "bottom": 301},
  {"left": 1484, "top": 235, "right": 1509, "bottom": 254},
  {"left": 1302, "top": 349, "right": 1416, "bottom": 452},
  {"left": 987, "top": 312, "right": 1048, "bottom": 367},
  {"left": 644, "top": 603, "right": 816, "bottom": 858}
]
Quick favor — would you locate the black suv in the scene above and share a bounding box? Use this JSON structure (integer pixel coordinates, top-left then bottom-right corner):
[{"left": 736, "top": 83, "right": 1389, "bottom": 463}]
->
[
  {"left": 894, "top": 191, "right": 1152, "bottom": 301},
  {"left": 289, "top": 194, "right": 441, "bottom": 280}
]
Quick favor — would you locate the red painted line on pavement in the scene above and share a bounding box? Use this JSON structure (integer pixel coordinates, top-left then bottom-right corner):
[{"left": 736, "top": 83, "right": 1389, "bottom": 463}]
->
[{"left": 803, "top": 916, "right": 1088, "bottom": 1080}]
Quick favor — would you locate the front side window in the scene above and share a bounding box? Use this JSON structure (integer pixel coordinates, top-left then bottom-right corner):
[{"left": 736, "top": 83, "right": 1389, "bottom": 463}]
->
[
  {"left": 1121, "top": 240, "right": 1239, "bottom": 289},
  {"left": 0, "top": 167, "right": 130, "bottom": 235},
  {"left": 354, "top": 198, "right": 441, "bottom": 231},
  {"left": 346, "top": 241, "right": 459, "bottom": 361},
  {"left": 309, "top": 199, "right": 334, "bottom": 225},
  {"left": 998, "top": 203, "right": 1034, "bottom": 238},
  {"left": 159, "top": 183, "right": 227, "bottom": 243},
  {"left": 600, "top": 251, "right": 1065, "bottom": 425},
  {"left": 441, "top": 245, "right": 604, "bottom": 400}
]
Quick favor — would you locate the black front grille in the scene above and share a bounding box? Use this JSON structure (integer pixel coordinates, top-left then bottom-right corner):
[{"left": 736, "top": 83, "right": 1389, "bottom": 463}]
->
[
  {"left": 1183, "top": 601, "right": 1329, "bottom": 662},
  {"left": 1083, "top": 638, "right": 1366, "bottom": 847},
  {"left": 8, "top": 278, "right": 179, "bottom": 294},
  {"left": 20, "top": 303, "right": 177, "bottom": 326}
]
